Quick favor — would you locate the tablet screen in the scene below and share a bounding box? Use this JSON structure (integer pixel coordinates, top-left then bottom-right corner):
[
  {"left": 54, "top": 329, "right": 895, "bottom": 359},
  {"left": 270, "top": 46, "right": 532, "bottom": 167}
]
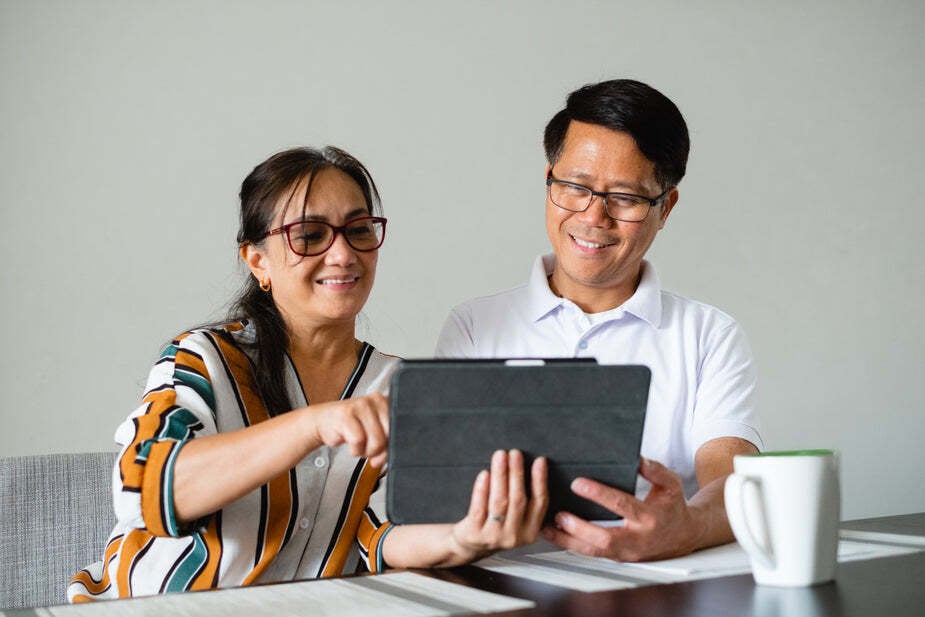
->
[{"left": 386, "top": 359, "right": 650, "bottom": 524}]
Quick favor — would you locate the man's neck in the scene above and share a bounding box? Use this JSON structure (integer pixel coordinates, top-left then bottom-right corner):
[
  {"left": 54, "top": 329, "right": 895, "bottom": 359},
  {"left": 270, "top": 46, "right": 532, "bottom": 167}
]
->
[{"left": 547, "top": 266, "right": 642, "bottom": 314}]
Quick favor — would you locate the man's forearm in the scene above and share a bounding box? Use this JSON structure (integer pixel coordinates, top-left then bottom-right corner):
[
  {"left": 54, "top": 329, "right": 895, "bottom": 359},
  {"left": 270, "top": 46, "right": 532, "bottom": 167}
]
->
[{"left": 686, "top": 474, "right": 736, "bottom": 551}]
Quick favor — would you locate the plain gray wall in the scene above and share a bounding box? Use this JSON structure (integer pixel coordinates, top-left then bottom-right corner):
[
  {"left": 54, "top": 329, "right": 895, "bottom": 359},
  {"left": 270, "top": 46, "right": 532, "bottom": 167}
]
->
[{"left": 2, "top": 1, "right": 923, "bottom": 520}]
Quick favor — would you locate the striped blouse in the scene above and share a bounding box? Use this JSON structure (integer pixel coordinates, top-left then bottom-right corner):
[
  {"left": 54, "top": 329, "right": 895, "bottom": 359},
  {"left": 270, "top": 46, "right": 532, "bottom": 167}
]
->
[{"left": 68, "top": 321, "right": 398, "bottom": 601}]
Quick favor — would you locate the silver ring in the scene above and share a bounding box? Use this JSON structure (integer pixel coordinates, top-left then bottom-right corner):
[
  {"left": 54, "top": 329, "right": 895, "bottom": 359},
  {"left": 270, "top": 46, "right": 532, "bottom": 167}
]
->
[{"left": 489, "top": 513, "right": 505, "bottom": 523}]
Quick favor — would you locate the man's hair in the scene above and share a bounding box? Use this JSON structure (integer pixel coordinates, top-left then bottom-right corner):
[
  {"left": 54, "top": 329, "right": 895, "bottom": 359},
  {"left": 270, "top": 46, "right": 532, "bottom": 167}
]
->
[{"left": 543, "top": 79, "right": 690, "bottom": 189}]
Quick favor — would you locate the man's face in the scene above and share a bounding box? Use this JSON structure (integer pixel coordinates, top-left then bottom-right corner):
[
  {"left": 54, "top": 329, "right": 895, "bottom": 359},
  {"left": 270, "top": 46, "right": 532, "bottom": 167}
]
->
[{"left": 545, "top": 120, "right": 677, "bottom": 312}]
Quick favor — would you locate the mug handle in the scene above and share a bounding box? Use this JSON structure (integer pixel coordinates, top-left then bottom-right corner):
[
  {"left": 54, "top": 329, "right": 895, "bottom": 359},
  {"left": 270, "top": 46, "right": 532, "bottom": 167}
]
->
[{"left": 724, "top": 473, "right": 775, "bottom": 569}]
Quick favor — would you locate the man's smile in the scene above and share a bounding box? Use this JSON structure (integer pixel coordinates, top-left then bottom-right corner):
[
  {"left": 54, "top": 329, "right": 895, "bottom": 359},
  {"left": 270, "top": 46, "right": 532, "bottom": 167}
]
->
[{"left": 569, "top": 233, "right": 617, "bottom": 250}]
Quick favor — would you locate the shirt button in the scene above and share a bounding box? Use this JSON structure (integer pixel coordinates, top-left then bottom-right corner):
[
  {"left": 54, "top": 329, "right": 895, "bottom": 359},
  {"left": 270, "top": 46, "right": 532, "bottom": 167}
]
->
[
  {"left": 578, "top": 340, "right": 589, "bottom": 350},
  {"left": 314, "top": 457, "right": 327, "bottom": 468},
  {"left": 299, "top": 518, "right": 310, "bottom": 530}
]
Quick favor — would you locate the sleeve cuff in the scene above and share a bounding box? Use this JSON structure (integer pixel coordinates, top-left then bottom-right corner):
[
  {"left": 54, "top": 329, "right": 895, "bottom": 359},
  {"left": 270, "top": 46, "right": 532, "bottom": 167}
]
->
[{"left": 692, "top": 420, "right": 764, "bottom": 455}]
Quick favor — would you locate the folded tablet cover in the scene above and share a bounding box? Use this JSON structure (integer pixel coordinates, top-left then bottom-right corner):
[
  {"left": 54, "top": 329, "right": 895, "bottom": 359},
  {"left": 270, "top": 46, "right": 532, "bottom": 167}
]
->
[{"left": 386, "top": 360, "right": 650, "bottom": 524}]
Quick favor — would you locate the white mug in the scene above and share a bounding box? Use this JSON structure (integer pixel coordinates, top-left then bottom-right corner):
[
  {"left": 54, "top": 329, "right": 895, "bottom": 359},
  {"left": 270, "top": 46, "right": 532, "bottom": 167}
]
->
[{"left": 724, "top": 450, "right": 840, "bottom": 587}]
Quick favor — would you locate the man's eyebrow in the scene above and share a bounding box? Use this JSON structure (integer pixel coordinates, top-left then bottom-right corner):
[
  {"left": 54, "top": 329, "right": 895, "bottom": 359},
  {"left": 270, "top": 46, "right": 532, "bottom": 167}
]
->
[{"left": 559, "top": 171, "right": 649, "bottom": 194}]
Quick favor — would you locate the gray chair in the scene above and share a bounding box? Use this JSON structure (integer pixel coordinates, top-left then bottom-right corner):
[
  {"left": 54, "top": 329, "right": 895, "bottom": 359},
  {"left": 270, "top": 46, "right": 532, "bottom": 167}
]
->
[{"left": 0, "top": 452, "right": 115, "bottom": 609}]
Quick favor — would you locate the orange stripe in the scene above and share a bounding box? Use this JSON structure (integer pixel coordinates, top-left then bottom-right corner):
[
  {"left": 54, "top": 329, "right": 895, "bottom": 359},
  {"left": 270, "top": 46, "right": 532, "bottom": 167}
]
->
[
  {"left": 356, "top": 515, "right": 376, "bottom": 550},
  {"left": 319, "top": 461, "right": 381, "bottom": 577},
  {"left": 365, "top": 523, "right": 394, "bottom": 573},
  {"left": 116, "top": 530, "right": 155, "bottom": 597},
  {"left": 175, "top": 348, "right": 208, "bottom": 378},
  {"left": 212, "top": 334, "right": 295, "bottom": 584},
  {"left": 140, "top": 440, "right": 177, "bottom": 536},
  {"left": 69, "top": 535, "right": 124, "bottom": 596},
  {"left": 211, "top": 334, "right": 269, "bottom": 424},
  {"left": 190, "top": 516, "right": 224, "bottom": 590},
  {"left": 120, "top": 388, "right": 180, "bottom": 491},
  {"left": 241, "top": 470, "right": 294, "bottom": 584},
  {"left": 355, "top": 515, "right": 393, "bottom": 574}
]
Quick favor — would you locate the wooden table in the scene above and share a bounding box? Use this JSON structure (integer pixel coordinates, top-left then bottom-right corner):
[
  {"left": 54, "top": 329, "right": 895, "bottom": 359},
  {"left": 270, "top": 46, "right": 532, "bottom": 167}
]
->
[
  {"left": 6, "top": 514, "right": 923, "bottom": 616},
  {"left": 424, "top": 513, "right": 925, "bottom": 616}
]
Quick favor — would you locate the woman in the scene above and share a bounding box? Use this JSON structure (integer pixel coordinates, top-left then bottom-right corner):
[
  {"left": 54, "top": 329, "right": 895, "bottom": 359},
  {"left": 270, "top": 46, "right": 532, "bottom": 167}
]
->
[{"left": 68, "top": 146, "right": 547, "bottom": 601}]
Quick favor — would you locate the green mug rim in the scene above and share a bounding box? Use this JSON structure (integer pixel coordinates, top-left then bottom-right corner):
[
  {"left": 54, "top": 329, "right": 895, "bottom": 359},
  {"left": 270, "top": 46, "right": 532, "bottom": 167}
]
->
[{"left": 746, "top": 449, "right": 836, "bottom": 457}]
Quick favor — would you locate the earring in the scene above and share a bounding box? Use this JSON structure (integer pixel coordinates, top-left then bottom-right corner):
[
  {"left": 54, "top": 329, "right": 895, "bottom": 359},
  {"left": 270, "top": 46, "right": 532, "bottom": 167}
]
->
[{"left": 259, "top": 279, "right": 271, "bottom": 293}]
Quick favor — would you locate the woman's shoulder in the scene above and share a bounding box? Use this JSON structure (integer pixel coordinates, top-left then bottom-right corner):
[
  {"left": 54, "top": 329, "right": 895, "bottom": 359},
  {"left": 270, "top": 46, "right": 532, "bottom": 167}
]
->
[{"left": 164, "top": 320, "right": 256, "bottom": 355}]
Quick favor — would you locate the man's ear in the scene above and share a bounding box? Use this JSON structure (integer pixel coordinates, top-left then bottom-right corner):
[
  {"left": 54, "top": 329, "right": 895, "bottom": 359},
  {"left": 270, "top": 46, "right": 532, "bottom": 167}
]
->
[
  {"left": 240, "top": 243, "right": 268, "bottom": 283},
  {"left": 658, "top": 187, "right": 680, "bottom": 230}
]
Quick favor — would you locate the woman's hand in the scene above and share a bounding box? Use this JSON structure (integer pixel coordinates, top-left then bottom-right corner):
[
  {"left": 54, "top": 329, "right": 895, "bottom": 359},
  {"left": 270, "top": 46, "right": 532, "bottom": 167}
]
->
[
  {"left": 378, "top": 449, "right": 548, "bottom": 569},
  {"left": 447, "top": 449, "right": 549, "bottom": 563},
  {"left": 308, "top": 392, "right": 390, "bottom": 468},
  {"left": 173, "top": 392, "right": 390, "bottom": 524}
]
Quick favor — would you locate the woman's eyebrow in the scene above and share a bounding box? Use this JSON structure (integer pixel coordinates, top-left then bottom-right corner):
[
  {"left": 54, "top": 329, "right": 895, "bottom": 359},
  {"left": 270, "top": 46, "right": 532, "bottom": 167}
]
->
[{"left": 295, "top": 208, "right": 369, "bottom": 223}]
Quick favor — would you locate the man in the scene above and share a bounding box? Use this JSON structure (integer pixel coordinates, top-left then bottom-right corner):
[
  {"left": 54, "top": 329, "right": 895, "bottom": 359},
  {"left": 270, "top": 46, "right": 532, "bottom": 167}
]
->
[{"left": 435, "top": 79, "right": 762, "bottom": 561}]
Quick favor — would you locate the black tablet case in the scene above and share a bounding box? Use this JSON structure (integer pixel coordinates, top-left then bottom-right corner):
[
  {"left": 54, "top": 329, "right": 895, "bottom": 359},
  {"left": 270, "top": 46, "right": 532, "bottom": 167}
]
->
[{"left": 386, "top": 360, "right": 650, "bottom": 524}]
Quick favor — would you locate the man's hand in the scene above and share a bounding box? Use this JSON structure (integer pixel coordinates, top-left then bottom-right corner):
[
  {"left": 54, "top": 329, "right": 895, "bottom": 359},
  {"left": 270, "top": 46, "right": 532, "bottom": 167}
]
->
[{"left": 541, "top": 457, "right": 707, "bottom": 562}]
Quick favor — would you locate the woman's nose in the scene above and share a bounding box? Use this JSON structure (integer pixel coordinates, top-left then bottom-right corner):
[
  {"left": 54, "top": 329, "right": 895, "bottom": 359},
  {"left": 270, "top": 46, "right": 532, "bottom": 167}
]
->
[{"left": 323, "top": 231, "right": 358, "bottom": 265}]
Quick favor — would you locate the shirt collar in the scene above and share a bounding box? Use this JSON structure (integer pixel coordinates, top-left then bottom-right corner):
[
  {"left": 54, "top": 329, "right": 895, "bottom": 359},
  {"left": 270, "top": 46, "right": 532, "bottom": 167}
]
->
[
  {"left": 526, "top": 254, "right": 663, "bottom": 327},
  {"left": 623, "top": 260, "right": 663, "bottom": 328},
  {"left": 526, "top": 254, "right": 566, "bottom": 321}
]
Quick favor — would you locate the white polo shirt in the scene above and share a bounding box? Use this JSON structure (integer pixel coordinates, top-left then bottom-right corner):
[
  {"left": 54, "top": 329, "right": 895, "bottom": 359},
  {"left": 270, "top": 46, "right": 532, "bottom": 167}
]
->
[{"left": 435, "top": 254, "right": 762, "bottom": 499}]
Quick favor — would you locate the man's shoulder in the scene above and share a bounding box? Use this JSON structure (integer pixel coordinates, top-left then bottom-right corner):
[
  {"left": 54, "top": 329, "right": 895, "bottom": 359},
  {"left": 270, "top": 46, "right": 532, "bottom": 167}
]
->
[
  {"left": 450, "top": 282, "right": 531, "bottom": 318},
  {"left": 658, "top": 288, "right": 741, "bottom": 332}
]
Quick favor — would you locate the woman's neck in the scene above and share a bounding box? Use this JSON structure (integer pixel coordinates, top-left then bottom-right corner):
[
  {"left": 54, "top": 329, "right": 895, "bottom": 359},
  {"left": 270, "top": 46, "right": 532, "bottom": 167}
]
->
[
  {"left": 288, "top": 322, "right": 359, "bottom": 366},
  {"left": 286, "top": 322, "right": 363, "bottom": 404}
]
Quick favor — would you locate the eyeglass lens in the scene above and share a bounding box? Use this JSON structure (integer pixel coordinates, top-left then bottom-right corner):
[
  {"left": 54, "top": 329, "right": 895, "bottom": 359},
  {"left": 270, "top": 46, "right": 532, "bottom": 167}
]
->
[
  {"left": 287, "top": 218, "right": 385, "bottom": 256},
  {"left": 548, "top": 181, "right": 651, "bottom": 222}
]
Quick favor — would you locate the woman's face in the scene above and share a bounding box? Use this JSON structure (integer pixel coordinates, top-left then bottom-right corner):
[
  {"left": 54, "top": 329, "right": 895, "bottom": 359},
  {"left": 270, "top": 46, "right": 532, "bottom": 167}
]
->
[{"left": 243, "top": 167, "right": 378, "bottom": 333}]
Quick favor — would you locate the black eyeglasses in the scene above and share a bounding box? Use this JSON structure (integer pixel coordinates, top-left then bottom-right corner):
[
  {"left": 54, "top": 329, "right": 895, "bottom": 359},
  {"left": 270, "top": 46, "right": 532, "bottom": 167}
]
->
[
  {"left": 262, "top": 216, "right": 387, "bottom": 257},
  {"left": 546, "top": 171, "right": 670, "bottom": 222}
]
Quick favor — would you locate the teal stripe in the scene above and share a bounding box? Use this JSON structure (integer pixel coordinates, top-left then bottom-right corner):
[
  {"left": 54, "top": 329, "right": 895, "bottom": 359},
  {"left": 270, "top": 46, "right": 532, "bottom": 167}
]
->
[
  {"left": 163, "top": 441, "right": 182, "bottom": 536},
  {"left": 174, "top": 368, "right": 216, "bottom": 411},
  {"left": 136, "top": 408, "right": 199, "bottom": 463},
  {"left": 160, "top": 408, "right": 201, "bottom": 441},
  {"left": 160, "top": 344, "right": 179, "bottom": 359},
  {"left": 136, "top": 441, "right": 152, "bottom": 461},
  {"left": 163, "top": 534, "right": 209, "bottom": 592},
  {"left": 376, "top": 523, "right": 395, "bottom": 572}
]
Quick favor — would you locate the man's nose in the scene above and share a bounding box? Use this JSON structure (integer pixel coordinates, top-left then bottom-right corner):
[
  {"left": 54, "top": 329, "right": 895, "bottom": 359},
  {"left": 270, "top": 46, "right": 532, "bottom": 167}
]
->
[{"left": 575, "top": 194, "right": 611, "bottom": 225}]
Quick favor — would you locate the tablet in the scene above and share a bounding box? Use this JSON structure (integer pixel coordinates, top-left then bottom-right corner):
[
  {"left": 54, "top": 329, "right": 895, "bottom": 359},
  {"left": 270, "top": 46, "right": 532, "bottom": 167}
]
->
[{"left": 385, "top": 359, "right": 650, "bottom": 524}]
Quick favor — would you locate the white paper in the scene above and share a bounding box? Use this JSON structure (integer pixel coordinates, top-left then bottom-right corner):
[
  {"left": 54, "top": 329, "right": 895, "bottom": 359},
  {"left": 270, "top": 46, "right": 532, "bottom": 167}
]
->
[
  {"left": 613, "top": 542, "right": 753, "bottom": 576},
  {"left": 839, "top": 528, "right": 925, "bottom": 547},
  {"left": 30, "top": 572, "right": 533, "bottom": 617},
  {"left": 358, "top": 571, "right": 534, "bottom": 613},
  {"left": 492, "top": 539, "right": 922, "bottom": 591},
  {"left": 476, "top": 555, "right": 637, "bottom": 592},
  {"left": 836, "top": 539, "right": 922, "bottom": 561}
]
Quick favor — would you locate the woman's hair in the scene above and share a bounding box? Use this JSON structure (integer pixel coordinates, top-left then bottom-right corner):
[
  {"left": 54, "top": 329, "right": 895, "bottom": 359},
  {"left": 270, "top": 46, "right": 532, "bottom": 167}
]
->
[{"left": 227, "top": 146, "right": 381, "bottom": 416}]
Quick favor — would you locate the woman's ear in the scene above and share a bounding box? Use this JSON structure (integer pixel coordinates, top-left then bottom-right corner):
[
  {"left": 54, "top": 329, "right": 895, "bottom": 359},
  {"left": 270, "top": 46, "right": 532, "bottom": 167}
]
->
[{"left": 240, "top": 243, "right": 268, "bottom": 284}]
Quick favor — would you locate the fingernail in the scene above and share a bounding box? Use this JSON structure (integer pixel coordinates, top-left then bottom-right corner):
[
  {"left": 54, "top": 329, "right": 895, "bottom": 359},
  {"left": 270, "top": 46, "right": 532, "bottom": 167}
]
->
[
  {"left": 555, "top": 513, "right": 570, "bottom": 529},
  {"left": 571, "top": 478, "right": 588, "bottom": 494}
]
